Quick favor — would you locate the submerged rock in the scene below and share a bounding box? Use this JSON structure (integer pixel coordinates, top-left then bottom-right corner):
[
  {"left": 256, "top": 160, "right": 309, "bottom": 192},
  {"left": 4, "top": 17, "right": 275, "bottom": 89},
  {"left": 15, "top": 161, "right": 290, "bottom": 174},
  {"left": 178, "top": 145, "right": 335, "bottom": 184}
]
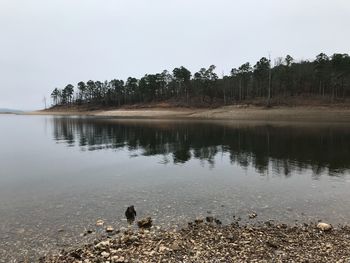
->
[
  {"left": 194, "top": 218, "right": 204, "bottom": 224},
  {"left": 82, "top": 229, "right": 94, "bottom": 236},
  {"left": 206, "top": 216, "right": 214, "bottom": 223},
  {"left": 96, "top": 219, "right": 104, "bottom": 226},
  {"left": 214, "top": 218, "right": 222, "bottom": 225},
  {"left": 248, "top": 212, "right": 258, "bottom": 219}
]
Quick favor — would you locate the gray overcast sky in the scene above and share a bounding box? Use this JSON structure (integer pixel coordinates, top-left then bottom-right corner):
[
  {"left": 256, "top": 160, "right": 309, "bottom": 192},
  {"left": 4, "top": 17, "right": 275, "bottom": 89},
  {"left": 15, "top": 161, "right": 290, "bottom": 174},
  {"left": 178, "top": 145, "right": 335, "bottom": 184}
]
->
[{"left": 0, "top": 0, "right": 349, "bottom": 110}]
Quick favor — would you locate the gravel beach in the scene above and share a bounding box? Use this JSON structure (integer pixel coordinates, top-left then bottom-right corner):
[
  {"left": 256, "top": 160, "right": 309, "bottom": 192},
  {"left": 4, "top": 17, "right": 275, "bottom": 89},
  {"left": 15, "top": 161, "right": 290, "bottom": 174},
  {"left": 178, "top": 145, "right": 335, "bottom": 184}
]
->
[{"left": 41, "top": 219, "right": 350, "bottom": 263}]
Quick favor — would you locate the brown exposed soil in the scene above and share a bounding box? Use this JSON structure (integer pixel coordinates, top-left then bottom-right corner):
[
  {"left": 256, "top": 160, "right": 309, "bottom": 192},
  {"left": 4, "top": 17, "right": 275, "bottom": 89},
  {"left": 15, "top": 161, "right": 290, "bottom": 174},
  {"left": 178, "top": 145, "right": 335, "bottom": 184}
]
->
[{"left": 27, "top": 102, "right": 350, "bottom": 122}]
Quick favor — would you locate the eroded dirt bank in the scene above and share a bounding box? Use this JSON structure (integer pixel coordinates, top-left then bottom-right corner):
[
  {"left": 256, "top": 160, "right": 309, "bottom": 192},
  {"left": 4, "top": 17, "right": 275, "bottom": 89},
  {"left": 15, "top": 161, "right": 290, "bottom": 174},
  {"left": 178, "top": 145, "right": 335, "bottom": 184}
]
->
[{"left": 28, "top": 105, "right": 350, "bottom": 122}]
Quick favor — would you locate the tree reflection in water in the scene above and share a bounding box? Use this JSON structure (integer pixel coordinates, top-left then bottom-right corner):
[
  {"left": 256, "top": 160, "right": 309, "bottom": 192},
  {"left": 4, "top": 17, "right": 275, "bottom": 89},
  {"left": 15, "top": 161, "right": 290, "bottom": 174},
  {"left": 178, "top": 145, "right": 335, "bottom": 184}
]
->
[{"left": 52, "top": 117, "right": 350, "bottom": 177}]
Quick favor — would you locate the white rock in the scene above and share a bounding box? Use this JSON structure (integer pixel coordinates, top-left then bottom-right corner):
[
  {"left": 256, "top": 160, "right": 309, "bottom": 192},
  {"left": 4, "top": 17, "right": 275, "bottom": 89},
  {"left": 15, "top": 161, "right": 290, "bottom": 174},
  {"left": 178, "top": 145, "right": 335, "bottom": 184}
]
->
[
  {"left": 106, "top": 226, "right": 114, "bottom": 232},
  {"left": 95, "top": 240, "right": 110, "bottom": 249},
  {"left": 111, "top": 256, "right": 125, "bottom": 262},
  {"left": 101, "top": 251, "right": 110, "bottom": 258},
  {"left": 317, "top": 222, "right": 332, "bottom": 231},
  {"left": 159, "top": 245, "right": 168, "bottom": 252}
]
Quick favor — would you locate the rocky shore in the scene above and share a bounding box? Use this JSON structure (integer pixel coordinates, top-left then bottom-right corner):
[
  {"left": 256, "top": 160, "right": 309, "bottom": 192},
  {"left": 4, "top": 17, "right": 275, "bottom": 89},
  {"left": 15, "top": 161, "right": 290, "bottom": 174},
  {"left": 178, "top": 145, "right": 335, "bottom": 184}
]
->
[{"left": 41, "top": 219, "right": 350, "bottom": 263}]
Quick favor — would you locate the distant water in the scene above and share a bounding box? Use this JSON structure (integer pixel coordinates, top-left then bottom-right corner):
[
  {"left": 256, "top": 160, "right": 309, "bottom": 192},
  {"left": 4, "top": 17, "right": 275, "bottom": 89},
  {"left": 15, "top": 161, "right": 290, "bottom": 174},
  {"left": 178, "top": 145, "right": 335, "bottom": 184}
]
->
[{"left": 1, "top": 115, "right": 350, "bottom": 262}]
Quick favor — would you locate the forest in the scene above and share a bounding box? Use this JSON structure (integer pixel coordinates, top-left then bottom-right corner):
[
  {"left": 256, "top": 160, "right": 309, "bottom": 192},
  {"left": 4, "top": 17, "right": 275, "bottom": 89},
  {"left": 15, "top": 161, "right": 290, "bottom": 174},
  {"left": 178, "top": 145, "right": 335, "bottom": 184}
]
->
[{"left": 50, "top": 53, "right": 350, "bottom": 107}]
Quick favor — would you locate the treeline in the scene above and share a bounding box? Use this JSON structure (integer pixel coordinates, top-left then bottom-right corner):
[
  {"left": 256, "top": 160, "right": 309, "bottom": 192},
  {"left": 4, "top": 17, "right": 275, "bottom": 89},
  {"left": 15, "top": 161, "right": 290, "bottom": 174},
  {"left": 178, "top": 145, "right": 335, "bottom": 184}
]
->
[{"left": 51, "top": 53, "right": 350, "bottom": 107}]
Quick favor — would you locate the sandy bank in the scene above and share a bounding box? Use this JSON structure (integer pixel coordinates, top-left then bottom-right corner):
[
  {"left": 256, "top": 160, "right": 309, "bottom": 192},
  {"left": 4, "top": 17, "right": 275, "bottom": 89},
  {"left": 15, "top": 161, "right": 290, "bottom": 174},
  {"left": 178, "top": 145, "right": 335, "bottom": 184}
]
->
[{"left": 27, "top": 105, "right": 350, "bottom": 122}]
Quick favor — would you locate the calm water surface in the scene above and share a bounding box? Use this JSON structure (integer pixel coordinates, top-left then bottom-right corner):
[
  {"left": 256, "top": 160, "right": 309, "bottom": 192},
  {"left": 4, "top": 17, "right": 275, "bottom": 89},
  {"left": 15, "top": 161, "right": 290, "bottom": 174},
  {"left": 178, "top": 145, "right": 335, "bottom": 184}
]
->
[{"left": 1, "top": 115, "right": 350, "bottom": 262}]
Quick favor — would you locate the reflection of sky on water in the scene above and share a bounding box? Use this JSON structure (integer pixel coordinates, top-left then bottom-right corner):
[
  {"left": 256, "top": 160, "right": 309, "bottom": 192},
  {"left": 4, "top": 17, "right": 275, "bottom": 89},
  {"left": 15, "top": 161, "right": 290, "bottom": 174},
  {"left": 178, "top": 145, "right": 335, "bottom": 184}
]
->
[{"left": 1, "top": 115, "right": 350, "bottom": 262}]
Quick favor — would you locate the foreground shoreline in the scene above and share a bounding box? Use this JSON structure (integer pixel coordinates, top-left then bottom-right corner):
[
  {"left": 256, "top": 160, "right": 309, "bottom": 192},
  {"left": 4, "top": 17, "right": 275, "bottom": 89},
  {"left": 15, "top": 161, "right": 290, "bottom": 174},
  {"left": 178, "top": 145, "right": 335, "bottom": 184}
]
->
[
  {"left": 42, "top": 220, "right": 350, "bottom": 263},
  {"left": 26, "top": 105, "right": 350, "bottom": 122}
]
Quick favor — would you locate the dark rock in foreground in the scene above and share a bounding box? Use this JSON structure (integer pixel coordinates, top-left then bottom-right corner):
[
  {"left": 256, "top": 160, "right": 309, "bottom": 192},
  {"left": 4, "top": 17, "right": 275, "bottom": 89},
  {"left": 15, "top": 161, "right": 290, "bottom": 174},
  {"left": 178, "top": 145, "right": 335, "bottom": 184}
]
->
[
  {"left": 125, "top": 206, "right": 137, "bottom": 224},
  {"left": 41, "top": 222, "right": 350, "bottom": 262}
]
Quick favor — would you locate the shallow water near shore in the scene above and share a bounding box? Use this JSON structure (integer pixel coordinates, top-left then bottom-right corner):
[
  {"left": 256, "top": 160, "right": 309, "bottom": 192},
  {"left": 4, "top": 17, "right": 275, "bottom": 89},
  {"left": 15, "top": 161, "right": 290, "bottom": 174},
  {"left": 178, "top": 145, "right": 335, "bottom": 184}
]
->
[{"left": 1, "top": 115, "right": 350, "bottom": 262}]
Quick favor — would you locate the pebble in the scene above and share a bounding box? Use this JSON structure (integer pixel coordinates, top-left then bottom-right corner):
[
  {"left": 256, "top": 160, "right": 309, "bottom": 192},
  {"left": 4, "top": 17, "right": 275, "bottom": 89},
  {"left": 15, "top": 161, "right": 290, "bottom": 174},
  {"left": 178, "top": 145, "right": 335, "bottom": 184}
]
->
[
  {"left": 95, "top": 240, "right": 110, "bottom": 249},
  {"left": 101, "top": 251, "right": 110, "bottom": 258},
  {"left": 111, "top": 256, "right": 125, "bottom": 262},
  {"left": 206, "top": 216, "right": 214, "bottom": 223},
  {"left": 96, "top": 219, "right": 104, "bottom": 226},
  {"left": 317, "top": 222, "right": 332, "bottom": 231},
  {"left": 248, "top": 212, "right": 258, "bottom": 219},
  {"left": 106, "top": 226, "right": 115, "bottom": 233},
  {"left": 137, "top": 217, "right": 152, "bottom": 229}
]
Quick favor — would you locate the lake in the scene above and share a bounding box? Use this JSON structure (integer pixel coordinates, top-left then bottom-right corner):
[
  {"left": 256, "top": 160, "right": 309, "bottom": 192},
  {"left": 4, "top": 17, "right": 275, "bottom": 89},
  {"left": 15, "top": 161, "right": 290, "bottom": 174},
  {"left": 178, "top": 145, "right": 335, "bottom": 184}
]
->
[{"left": 1, "top": 115, "right": 350, "bottom": 262}]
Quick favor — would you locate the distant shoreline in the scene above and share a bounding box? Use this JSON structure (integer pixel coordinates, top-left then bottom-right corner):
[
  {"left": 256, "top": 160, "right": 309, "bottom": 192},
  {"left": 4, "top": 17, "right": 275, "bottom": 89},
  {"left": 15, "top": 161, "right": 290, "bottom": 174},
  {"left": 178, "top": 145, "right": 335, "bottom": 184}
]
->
[
  {"left": 25, "top": 105, "right": 350, "bottom": 122},
  {"left": 0, "top": 111, "right": 23, "bottom": 115}
]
